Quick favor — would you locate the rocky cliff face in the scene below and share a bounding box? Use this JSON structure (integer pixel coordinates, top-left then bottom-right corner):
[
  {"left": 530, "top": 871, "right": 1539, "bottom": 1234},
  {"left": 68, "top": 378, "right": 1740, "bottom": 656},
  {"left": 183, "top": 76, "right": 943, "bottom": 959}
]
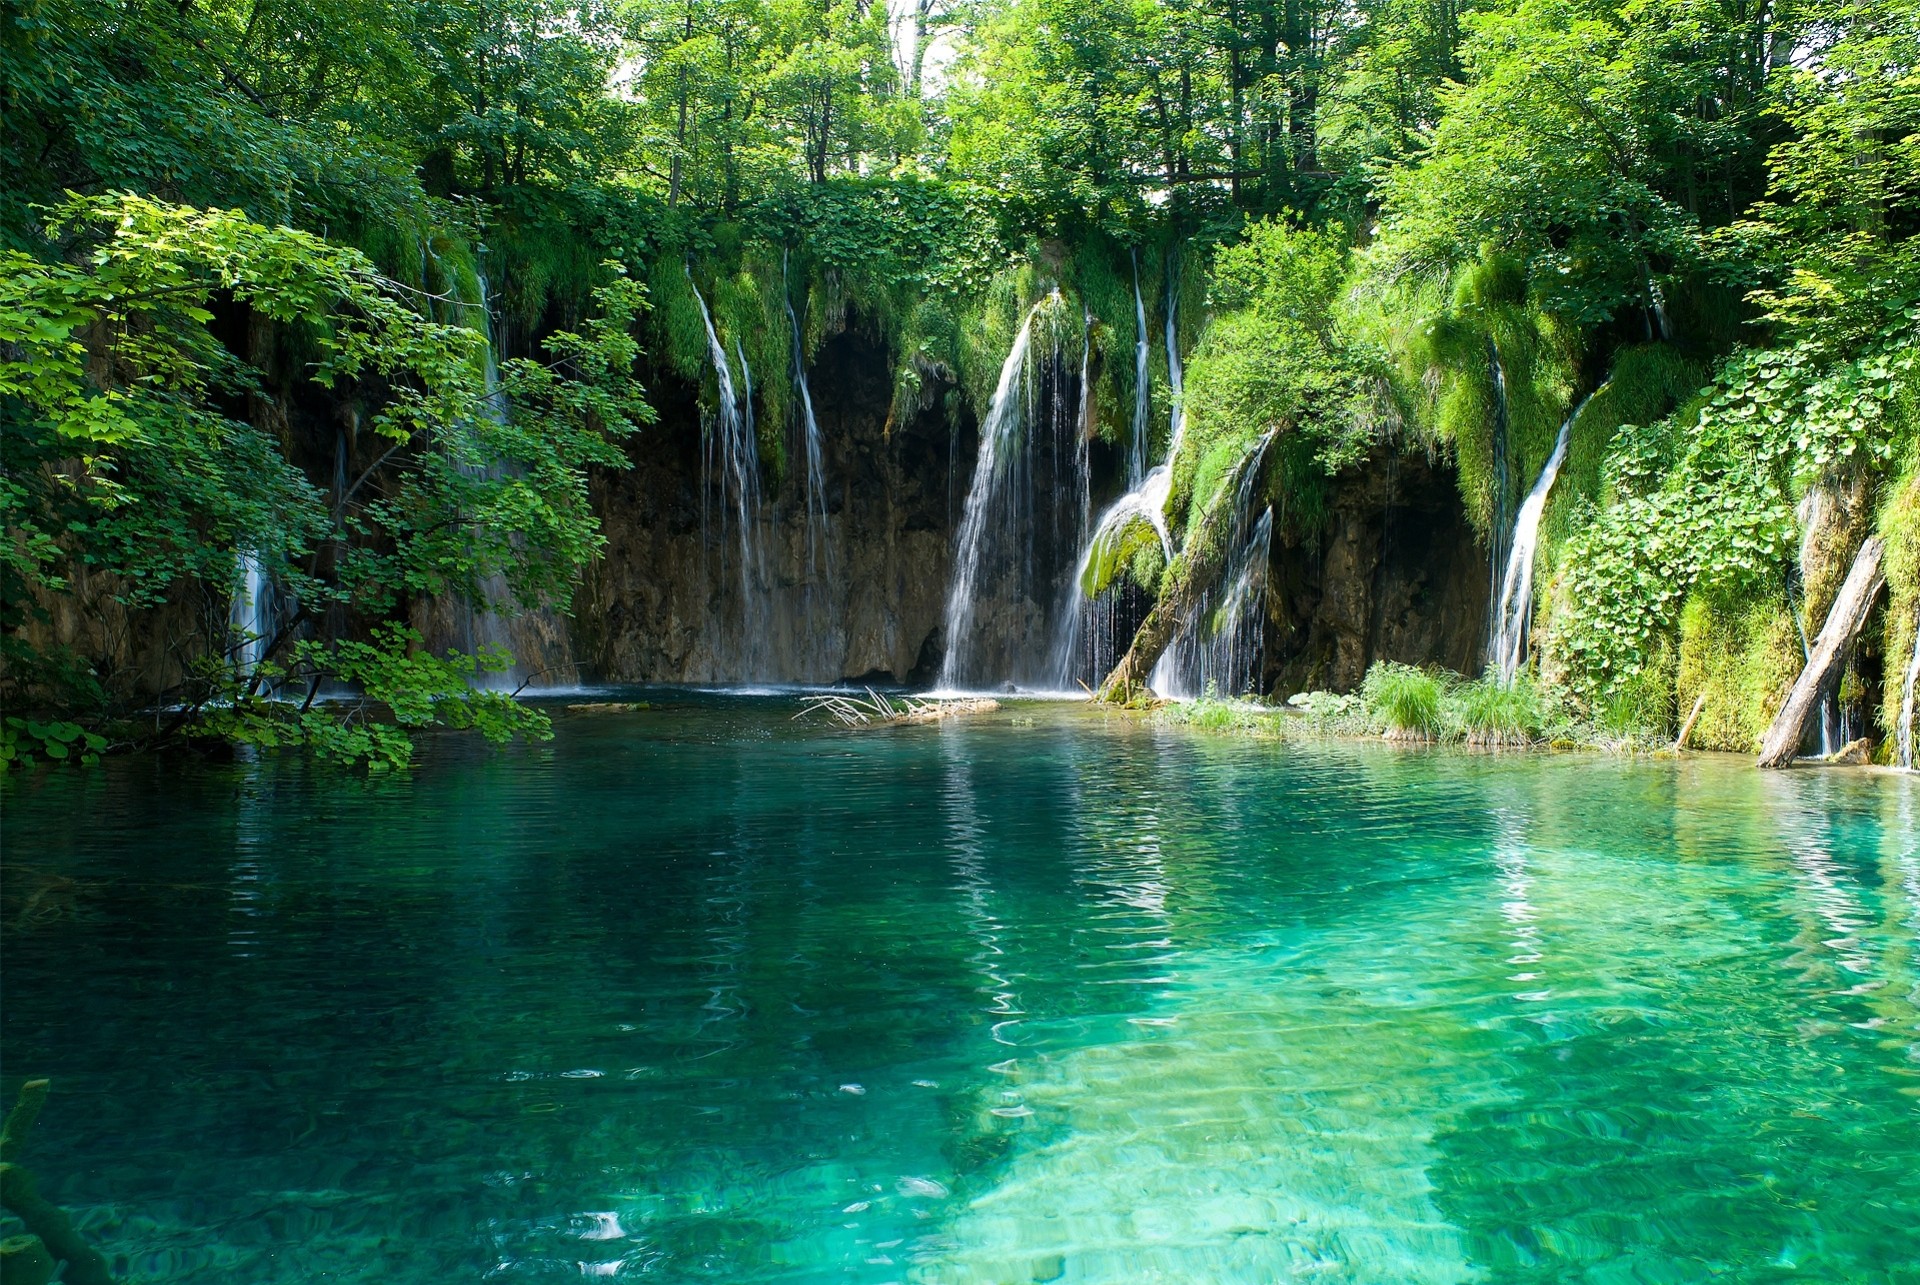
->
[
  {"left": 580, "top": 325, "right": 963, "bottom": 685},
  {"left": 1262, "top": 450, "right": 1490, "bottom": 695},
  {"left": 579, "top": 333, "right": 1492, "bottom": 693}
]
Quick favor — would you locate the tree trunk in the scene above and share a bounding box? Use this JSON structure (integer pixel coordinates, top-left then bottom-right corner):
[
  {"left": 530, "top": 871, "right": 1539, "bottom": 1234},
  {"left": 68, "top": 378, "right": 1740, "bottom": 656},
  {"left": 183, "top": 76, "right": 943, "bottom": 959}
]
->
[{"left": 1758, "top": 535, "right": 1884, "bottom": 768}]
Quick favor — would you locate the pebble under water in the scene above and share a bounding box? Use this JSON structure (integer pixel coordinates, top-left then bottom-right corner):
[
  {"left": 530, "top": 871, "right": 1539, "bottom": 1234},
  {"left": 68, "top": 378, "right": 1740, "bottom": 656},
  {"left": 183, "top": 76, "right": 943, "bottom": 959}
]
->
[{"left": 3, "top": 695, "right": 1918, "bottom": 1282}]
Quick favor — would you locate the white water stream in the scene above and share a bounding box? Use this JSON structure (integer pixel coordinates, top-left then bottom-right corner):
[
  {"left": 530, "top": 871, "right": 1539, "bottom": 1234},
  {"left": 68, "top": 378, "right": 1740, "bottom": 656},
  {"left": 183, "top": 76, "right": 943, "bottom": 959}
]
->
[
  {"left": 689, "top": 269, "right": 768, "bottom": 675},
  {"left": 1489, "top": 397, "right": 1586, "bottom": 685}
]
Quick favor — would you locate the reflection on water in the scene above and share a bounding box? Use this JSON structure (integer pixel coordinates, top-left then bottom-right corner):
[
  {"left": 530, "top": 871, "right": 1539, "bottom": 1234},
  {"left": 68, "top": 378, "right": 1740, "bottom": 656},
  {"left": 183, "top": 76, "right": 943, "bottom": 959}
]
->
[{"left": 2, "top": 698, "right": 1918, "bottom": 1282}]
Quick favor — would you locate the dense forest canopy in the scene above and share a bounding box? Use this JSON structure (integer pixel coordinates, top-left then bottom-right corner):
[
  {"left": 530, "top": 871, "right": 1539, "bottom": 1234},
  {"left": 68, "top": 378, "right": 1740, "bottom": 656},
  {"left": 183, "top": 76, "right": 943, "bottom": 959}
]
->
[{"left": 2, "top": 0, "right": 1916, "bottom": 764}]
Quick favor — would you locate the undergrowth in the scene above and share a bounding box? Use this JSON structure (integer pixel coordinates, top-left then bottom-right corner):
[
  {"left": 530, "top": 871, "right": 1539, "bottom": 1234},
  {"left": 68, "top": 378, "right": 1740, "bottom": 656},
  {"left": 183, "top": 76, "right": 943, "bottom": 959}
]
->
[{"left": 1154, "top": 663, "right": 1663, "bottom": 751}]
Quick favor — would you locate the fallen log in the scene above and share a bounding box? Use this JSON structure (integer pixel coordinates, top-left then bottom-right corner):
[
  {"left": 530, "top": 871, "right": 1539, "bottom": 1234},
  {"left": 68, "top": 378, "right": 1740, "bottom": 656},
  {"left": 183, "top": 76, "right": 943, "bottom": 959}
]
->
[
  {"left": 1097, "top": 461, "right": 1256, "bottom": 703},
  {"left": 1758, "top": 535, "right": 1884, "bottom": 768}
]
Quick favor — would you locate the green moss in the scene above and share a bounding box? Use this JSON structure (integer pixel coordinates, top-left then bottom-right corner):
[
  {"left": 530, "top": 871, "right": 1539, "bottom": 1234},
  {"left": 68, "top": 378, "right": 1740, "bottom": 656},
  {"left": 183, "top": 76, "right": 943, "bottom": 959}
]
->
[
  {"left": 1676, "top": 592, "right": 1799, "bottom": 752},
  {"left": 1080, "top": 507, "right": 1172, "bottom": 597},
  {"left": 1542, "top": 344, "right": 1704, "bottom": 554},
  {"left": 1876, "top": 456, "right": 1920, "bottom": 740},
  {"left": 649, "top": 253, "right": 712, "bottom": 384},
  {"left": 1385, "top": 247, "right": 1579, "bottom": 538}
]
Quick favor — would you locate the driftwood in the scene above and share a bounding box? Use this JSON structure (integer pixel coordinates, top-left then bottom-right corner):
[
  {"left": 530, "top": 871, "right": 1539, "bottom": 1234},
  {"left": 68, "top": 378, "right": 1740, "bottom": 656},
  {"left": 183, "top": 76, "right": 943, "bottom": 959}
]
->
[
  {"left": 0, "top": 1080, "right": 115, "bottom": 1285},
  {"left": 1758, "top": 536, "right": 1885, "bottom": 768},
  {"left": 796, "top": 690, "right": 999, "bottom": 729}
]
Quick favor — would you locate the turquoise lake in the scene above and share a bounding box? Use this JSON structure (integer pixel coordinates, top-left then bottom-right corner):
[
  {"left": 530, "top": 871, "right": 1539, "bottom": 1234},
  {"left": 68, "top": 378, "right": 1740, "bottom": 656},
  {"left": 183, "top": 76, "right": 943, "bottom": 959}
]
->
[{"left": 2, "top": 695, "right": 1918, "bottom": 1282}]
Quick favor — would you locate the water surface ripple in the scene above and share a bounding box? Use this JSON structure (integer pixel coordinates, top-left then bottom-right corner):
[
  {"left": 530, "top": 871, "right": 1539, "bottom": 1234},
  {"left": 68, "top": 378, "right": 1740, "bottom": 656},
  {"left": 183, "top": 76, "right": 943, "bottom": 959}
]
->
[{"left": 3, "top": 697, "right": 1917, "bottom": 1282}]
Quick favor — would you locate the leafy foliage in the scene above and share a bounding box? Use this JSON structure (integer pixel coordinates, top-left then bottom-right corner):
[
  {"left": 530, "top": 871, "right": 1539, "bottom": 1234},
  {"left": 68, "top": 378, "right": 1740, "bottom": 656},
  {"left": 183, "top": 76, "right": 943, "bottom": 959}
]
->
[
  {"left": 1543, "top": 306, "right": 1920, "bottom": 706},
  {"left": 1171, "top": 221, "right": 1379, "bottom": 545},
  {"left": 1, "top": 194, "right": 650, "bottom": 765}
]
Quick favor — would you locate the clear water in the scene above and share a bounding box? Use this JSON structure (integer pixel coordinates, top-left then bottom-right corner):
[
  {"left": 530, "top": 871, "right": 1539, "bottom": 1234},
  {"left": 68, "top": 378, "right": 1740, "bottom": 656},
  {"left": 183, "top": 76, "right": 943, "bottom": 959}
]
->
[{"left": 4, "top": 697, "right": 1918, "bottom": 1283}]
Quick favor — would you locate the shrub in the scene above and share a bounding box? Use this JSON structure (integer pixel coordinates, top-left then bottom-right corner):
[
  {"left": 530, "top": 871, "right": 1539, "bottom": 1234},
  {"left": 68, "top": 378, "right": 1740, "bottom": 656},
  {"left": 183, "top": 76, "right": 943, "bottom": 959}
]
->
[
  {"left": 1286, "top": 689, "right": 1364, "bottom": 733},
  {"left": 1156, "top": 690, "right": 1285, "bottom": 737}
]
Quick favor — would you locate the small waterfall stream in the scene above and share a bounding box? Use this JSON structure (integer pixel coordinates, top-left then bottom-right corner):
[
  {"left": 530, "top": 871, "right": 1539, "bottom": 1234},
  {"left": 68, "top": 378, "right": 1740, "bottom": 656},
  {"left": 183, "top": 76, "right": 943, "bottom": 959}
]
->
[
  {"left": 1489, "top": 396, "right": 1586, "bottom": 685},
  {"left": 1055, "top": 264, "right": 1191, "bottom": 689},
  {"left": 1129, "top": 253, "right": 1152, "bottom": 487},
  {"left": 1164, "top": 265, "right": 1185, "bottom": 444},
  {"left": 459, "top": 275, "right": 523, "bottom": 690},
  {"left": 689, "top": 269, "right": 769, "bottom": 676},
  {"left": 229, "top": 550, "right": 276, "bottom": 682},
  {"left": 1898, "top": 612, "right": 1920, "bottom": 770},
  {"left": 1795, "top": 483, "right": 1849, "bottom": 754},
  {"left": 1047, "top": 315, "right": 1098, "bottom": 682},
  {"left": 785, "top": 257, "right": 832, "bottom": 589},
  {"left": 938, "top": 293, "right": 1086, "bottom": 691}
]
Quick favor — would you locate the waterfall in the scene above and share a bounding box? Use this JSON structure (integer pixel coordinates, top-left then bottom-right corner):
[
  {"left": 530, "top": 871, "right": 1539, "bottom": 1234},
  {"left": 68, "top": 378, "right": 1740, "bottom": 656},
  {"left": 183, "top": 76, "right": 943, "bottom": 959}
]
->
[
  {"left": 1489, "top": 397, "right": 1585, "bottom": 685},
  {"left": 229, "top": 550, "right": 276, "bottom": 682},
  {"left": 688, "top": 268, "right": 768, "bottom": 676},
  {"left": 1149, "top": 431, "right": 1276, "bottom": 699},
  {"left": 735, "top": 337, "right": 755, "bottom": 463},
  {"left": 1048, "top": 314, "right": 1097, "bottom": 683},
  {"left": 785, "top": 257, "right": 831, "bottom": 588},
  {"left": 938, "top": 293, "right": 1084, "bottom": 691},
  {"left": 1899, "top": 611, "right": 1920, "bottom": 770},
  {"left": 1054, "top": 431, "right": 1177, "bottom": 688},
  {"left": 458, "top": 274, "right": 523, "bottom": 691},
  {"left": 1129, "top": 252, "right": 1152, "bottom": 486},
  {"left": 1053, "top": 274, "right": 1193, "bottom": 690}
]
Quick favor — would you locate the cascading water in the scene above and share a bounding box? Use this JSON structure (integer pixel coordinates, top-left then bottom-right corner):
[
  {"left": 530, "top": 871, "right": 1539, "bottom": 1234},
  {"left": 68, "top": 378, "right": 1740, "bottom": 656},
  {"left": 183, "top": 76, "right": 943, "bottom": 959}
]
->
[
  {"left": 1164, "top": 265, "right": 1185, "bottom": 444},
  {"left": 1055, "top": 265, "right": 1192, "bottom": 689},
  {"left": 1149, "top": 431, "right": 1276, "bottom": 699},
  {"left": 735, "top": 337, "right": 755, "bottom": 462},
  {"left": 1489, "top": 396, "right": 1587, "bottom": 685},
  {"left": 1898, "top": 612, "right": 1920, "bottom": 771},
  {"left": 785, "top": 256, "right": 832, "bottom": 588},
  {"left": 1047, "top": 315, "right": 1098, "bottom": 682},
  {"left": 1129, "top": 253, "right": 1152, "bottom": 487},
  {"left": 1052, "top": 415, "right": 1178, "bottom": 688},
  {"left": 688, "top": 269, "right": 768, "bottom": 676},
  {"left": 228, "top": 550, "right": 276, "bottom": 682},
  {"left": 459, "top": 273, "right": 523, "bottom": 691},
  {"left": 445, "top": 273, "right": 583, "bottom": 692},
  {"left": 938, "top": 293, "right": 1086, "bottom": 691}
]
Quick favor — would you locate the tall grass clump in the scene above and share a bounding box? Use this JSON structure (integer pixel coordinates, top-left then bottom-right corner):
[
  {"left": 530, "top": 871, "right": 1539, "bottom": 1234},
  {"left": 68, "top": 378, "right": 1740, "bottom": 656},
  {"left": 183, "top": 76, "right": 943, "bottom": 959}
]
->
[
  {"left": 1446, "top": 676, "right": 1546, "bottom": 746},
  {"left": 1361, "top": 662, "right": 1444, "bottom": 740}
]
